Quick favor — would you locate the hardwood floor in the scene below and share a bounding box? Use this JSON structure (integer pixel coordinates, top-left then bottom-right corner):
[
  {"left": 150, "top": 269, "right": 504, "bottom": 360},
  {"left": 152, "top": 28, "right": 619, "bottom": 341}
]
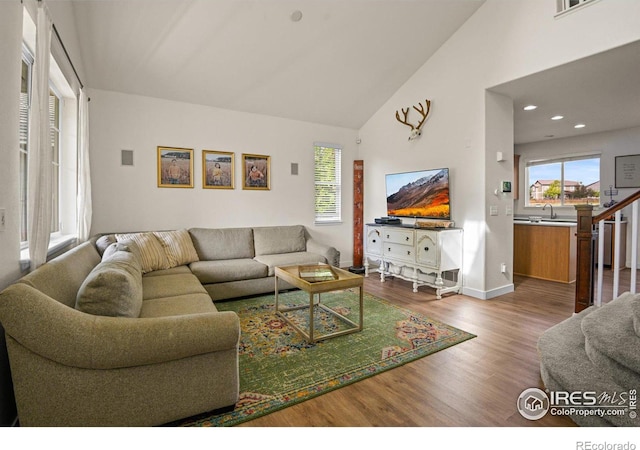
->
[{"left": 238, "top": 271, "right": 632, "bottom": 428}]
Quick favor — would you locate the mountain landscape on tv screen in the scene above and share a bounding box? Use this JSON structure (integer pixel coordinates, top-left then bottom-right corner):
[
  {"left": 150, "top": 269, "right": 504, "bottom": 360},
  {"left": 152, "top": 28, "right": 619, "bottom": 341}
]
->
[{"left": 387, "top": 169, "right": 450, "bottom": 218}]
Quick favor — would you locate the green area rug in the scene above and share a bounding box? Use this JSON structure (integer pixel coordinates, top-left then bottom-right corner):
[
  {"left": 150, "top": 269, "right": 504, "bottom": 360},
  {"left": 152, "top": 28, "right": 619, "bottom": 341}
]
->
[{"left": 178, "top": 289, "right": 475, "bottom": 426}]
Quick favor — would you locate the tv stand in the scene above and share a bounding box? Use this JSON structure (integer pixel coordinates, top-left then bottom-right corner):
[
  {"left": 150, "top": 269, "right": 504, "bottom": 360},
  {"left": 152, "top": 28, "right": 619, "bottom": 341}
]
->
[{"left": 364, "top": 224, "right": 462, "bottom": 299}]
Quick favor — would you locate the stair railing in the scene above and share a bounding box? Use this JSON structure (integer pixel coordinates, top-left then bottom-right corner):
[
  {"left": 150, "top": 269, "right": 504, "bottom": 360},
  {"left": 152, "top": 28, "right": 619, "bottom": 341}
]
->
[{"left": 575, "top": 189, "right": 640, "bottom": 312}]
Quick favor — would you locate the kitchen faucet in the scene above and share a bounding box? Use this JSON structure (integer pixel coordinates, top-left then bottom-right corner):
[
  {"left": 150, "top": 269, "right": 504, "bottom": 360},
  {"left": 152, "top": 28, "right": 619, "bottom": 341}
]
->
[{"left": 542, "top": 203, "right": 557, "bottom": 219}]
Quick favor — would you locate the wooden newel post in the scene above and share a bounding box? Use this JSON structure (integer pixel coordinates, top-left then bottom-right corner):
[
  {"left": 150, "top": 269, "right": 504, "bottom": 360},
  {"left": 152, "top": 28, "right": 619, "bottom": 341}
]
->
[{"left": 574, "top": 204, "right": 594, "bottom": 313}]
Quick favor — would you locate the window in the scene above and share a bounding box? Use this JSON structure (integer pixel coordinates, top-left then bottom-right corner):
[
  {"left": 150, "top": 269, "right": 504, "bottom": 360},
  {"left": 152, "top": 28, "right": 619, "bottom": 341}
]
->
[
  {"left": 20, "top": 8, "right": 79, "bottom": 261},
  {"left": 49, "top": 89, "right": 61, "bottom": 234},
  {"left": 19, "top": 52, "right": 32, "bottom": 244},
  {"left": 526, "top": 155, "right": 600, "bottom": 207},
  {"left": 19, "top": 51, "right": 62, "bottom": 244},
  {"left": 314, "top": 143, "right": 342, "bottom": 224},
  {"left": 556, "top": 0, "right": 597, "bottom": 15}
]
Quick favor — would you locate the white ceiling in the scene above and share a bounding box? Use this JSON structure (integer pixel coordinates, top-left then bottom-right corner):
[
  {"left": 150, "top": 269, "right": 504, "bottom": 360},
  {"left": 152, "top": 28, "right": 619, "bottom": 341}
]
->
[
  {"left": 53, "top": 1, "right": 640, "bottom": 141},
  {"left": 490, "top": 40, "right": 640, "bottom": 145},
  {"left": 59, "top": 0, "right": 485, "bottom": 130}
]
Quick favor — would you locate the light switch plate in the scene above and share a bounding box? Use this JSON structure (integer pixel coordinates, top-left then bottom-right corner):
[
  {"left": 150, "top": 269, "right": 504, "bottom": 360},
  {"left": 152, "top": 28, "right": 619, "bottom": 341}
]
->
[
  {"left": 490, "top": 205, "right": 498, "bottom": 216},
  {"left": 0, "top": 208, "right": 5, "bottom": 231}
]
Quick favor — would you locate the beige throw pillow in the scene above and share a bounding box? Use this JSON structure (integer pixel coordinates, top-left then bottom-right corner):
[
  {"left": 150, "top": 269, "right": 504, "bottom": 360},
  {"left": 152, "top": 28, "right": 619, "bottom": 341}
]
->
[
  {"left": 153, "top": 229, "right": 200, "bottom": 268},
  {"left": 115, "top": 232, "right": 170, "bottom": 273}
]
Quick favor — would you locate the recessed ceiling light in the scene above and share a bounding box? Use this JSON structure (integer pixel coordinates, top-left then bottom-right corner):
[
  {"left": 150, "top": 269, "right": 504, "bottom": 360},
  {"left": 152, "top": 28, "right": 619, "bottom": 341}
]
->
[
  {"left": 523, "top": 105, "right": 537, "bottom": 111},
  {"left": 290, "top": 10, "right": 303, "bottom": 22},
  {"left": 574, "top": 123, "right": 586, "bottom": 129},
  {"left": 551, "top": 115, "right": 564, "bottom": 120}
]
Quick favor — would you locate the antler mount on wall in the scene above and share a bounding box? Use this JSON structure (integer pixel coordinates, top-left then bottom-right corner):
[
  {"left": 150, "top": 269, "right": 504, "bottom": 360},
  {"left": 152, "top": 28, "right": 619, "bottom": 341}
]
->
[{"left": 395, "top": 99, "right": 432, "bottom": 141}]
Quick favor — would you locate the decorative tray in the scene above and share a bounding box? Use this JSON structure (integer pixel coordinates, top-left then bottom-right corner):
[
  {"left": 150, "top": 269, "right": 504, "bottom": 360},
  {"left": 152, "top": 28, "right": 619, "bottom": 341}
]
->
[{"left": 298, "top": 265, "right": 338, "bottom": 282}]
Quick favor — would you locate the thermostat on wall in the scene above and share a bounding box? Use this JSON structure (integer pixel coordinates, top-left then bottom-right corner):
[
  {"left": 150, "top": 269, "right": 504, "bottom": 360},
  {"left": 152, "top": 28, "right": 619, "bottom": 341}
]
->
[{"left": 501, "top": 181, "right": 512, "bottom": 193}]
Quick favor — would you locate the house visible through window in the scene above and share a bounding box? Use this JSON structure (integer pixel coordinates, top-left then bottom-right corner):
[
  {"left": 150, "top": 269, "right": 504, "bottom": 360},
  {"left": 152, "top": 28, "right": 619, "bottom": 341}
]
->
[
  {"left": 526, "top": 155, "right": 600, "bottom": 207},
  {"left": 314, "top": 143, "right": 342, "bottom": 224}
]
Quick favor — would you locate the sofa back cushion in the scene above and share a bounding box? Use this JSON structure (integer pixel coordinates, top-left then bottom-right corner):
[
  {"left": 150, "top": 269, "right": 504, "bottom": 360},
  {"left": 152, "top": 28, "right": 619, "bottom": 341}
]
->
[
  {"left": 19, "top": 241, "right": 101, "bottom": 308},
  {"left": 189, "top": 228, "right": 254, "bottom": 260},
  {"left": 253, "top": 225, "right": 306, "bottom": 255},
  {"left": 75, "top": 244, "right": 143, "bottom": 317}
]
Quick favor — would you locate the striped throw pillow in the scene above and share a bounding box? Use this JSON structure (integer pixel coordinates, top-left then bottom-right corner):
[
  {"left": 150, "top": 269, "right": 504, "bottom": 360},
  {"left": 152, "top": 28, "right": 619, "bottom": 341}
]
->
[
  {"left": 153, "top": 229, "right": 200, "bottom": 268},
  {"left": 115, "top": 232, "right": 170, "bottom": 273}
]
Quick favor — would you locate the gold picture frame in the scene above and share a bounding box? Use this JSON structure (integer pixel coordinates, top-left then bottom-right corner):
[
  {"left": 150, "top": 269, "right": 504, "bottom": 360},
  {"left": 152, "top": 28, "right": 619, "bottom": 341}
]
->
[
  {"left": 157, "top": 146, "right": 194, "bottom": 188},
  {"left": 242, "top": 153, "right": 271, "bottom": 190},
  {"left": 203, "top": 150, "right": 235, "bottom": 189}
]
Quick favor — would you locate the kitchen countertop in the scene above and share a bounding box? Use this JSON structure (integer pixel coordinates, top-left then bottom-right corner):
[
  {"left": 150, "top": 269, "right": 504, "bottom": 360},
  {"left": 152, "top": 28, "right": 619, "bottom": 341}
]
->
[{"left": 513, "top": 219, "right": 577, "bottom": 227}]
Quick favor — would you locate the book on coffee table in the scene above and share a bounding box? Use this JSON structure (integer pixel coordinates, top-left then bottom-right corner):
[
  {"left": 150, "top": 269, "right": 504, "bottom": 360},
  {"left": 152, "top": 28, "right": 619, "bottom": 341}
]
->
[{"left": 298, "top": 265, "right": 338, "bottom": 282}]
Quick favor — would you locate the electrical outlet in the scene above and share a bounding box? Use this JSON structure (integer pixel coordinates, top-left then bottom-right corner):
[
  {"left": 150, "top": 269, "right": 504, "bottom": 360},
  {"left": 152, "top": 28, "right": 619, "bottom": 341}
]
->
[{"left": 0, "top": 208, "right": 5, "bottom": 231}]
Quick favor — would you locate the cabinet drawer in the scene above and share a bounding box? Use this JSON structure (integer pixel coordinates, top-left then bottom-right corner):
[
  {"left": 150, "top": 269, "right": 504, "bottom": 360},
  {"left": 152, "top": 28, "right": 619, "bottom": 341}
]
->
[
  {"left": 366, "top": 227, "right": 383, "bottom": 255},
  {"left": 384, "top": 229, "right": 414, "bottom": 245},
  {"left": 384, "top": 242, "right": 415, "bottom": 262}
]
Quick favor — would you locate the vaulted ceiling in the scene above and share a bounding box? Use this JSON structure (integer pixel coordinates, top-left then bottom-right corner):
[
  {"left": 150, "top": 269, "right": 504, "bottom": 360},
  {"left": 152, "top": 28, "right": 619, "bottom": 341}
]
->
[
  {"left": 50, "top": 1, "right": 640, "bottom": 142},
  {"left": 53, "top": 0, "right": 484, "bottom": 129}
]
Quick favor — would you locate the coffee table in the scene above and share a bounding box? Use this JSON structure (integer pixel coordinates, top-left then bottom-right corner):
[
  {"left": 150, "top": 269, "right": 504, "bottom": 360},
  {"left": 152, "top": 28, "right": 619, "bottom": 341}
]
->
[{"left": 274, "top": 264, "right": 364, "bottom": 343}]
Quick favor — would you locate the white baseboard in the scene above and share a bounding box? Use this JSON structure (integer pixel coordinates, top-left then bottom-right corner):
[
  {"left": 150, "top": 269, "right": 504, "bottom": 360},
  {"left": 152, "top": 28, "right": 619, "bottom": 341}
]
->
[{"left": 462, "top": 283, "right": 514, "bottom": 300}]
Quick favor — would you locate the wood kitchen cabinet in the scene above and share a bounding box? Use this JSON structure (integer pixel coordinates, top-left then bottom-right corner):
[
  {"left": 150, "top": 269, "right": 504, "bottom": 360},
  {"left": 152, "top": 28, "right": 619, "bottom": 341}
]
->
[{"left": 514, "top": 223, "right": 577, "bottom": 283}]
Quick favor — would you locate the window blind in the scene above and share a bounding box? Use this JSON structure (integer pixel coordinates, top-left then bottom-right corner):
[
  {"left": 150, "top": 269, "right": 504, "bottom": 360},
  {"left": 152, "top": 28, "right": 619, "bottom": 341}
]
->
[{"left": 314, "top": 143, "right": 342, "bottom": 223}]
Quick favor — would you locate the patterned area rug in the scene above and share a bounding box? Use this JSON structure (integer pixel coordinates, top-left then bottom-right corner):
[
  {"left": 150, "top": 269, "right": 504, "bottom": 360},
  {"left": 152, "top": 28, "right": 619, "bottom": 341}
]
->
[{"left": 178, "top": 289, "right": 475, "bottom": 426}]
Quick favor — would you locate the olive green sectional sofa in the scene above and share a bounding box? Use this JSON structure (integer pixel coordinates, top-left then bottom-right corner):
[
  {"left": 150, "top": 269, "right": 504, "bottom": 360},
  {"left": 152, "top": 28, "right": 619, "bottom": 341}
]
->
[
  {"left": 0, "top": 225, "right": 339, "bottom": 426},
  {"left": 538, "top": 291, "right": 640, "bottom": 426}
]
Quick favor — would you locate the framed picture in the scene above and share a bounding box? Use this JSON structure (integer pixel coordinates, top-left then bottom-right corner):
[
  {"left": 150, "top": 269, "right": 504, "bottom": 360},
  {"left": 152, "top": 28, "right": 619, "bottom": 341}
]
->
[
  {"left": 157, "top": 146, "right": 194, "bottom": 188},
  {"left": 203, "top": 150, "right": 235, "bottom": 189},
  {"left": 242, "top": 153, "right": 271, "bottom": 190},
  {"left": 615, "top": 154, "right": 640, "bottom": 188}
]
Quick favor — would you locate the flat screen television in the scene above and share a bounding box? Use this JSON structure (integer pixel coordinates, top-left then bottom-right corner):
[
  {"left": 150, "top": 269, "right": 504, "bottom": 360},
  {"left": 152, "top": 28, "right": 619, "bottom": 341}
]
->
[{"left": 385, "top": 168, "right": 450, "bottom": 219}]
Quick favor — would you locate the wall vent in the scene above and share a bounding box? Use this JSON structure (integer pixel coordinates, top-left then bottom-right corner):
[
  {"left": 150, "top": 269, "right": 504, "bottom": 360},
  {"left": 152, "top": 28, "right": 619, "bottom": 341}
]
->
[{"left": 121, "top": 149, "right": 134, "bottom": 166}]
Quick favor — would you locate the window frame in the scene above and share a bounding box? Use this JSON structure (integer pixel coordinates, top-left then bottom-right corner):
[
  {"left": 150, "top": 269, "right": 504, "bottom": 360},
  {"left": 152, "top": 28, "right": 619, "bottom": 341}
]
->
[
  {"left": 313, "top": 143, "right": 343, "bottom": 225},
  {"left": 525, "top": 153, "right": 601, "bottom": 208},
  {"left": 19, "top": 8, "right": 79, "bottom": 266},
  {"left": 555, "top": 0, "right": 598, "bottom": 16}
]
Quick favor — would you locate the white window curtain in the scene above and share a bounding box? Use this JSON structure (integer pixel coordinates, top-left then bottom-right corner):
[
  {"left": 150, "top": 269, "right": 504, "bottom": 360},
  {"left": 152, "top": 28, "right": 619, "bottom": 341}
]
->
[
  {"left": 77, "top": 89, "right": 92, "bottom": 242},
  {"left": 27, "top": 2, "right": 52, "bottom": 268}
]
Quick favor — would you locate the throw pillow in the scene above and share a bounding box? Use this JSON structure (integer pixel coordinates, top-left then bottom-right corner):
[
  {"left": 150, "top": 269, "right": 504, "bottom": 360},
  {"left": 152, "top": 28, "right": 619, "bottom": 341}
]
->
[
  {"left": 75, "top": 248, "right": 143, "bottom": 317},
  {"left": 153, "top": 229, "right": 200, "bottom": 268},
  {"left": 115, "top": 232, "right": 170, "bottom": 273},
  {"left": 95, "top": 234, "right": 116, "bottom": 256}
]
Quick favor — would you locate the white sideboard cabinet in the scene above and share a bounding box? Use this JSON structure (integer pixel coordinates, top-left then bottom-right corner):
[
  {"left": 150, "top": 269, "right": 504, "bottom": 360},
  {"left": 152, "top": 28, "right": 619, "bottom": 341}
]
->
[{"left": 364, "top": 224, "right": 463, "bottom": 299}]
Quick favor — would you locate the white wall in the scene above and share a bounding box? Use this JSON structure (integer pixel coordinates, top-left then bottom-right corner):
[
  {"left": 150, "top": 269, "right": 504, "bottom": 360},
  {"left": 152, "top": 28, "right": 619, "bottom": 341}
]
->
[
  {"left": 0, "top": 3, "right": 23, "bottom": 291},
  {"left": 88, "top": 89, "right": 358, "bottom": 266},
  {"left": 358, "top": 0, "right": 640, "bottom": 298},
  {"left": 516, "top": 125, "right": 640, "bottom": 267}
]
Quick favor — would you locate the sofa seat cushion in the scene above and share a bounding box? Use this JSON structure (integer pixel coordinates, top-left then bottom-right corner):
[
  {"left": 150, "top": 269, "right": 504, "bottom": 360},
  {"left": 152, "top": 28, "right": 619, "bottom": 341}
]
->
[
  {"left": 254, "top": 252, "right": 327, "bottom": 276},
  {"left": 189, "top": 228, "right": 254, "bottom": 260},
  {"left": 140, "top": 293, "right": 217, "bottom": 318},
  {"left": 75, "top": 246, "right": 143, "bottom": 317},
  {"left": 190, "top": 259, "right": 268, "bottom": 284},
  {"left": 253, "top": 225, "right": 306, "bottom": 256},
  {"left": 142, "top": 273, "right": 207, "bottom": 300},
  {"left": 141, "top": 265, "right": 192, "bottom": 277}
]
